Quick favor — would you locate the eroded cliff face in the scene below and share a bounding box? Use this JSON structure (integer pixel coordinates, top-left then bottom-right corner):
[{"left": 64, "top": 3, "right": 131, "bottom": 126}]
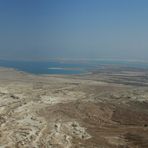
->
[{"left": 0, "top": 68, "right": 148, "bottom": 148}]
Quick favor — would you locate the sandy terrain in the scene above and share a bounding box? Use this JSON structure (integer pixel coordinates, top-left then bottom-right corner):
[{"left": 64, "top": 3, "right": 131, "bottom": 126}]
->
[{"left": 0, "top": 67, "right": 148, "bottom": 148}]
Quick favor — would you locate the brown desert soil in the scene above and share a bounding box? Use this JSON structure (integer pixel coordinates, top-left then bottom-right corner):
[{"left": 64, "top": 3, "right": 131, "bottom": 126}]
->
[{"left": 0, "top": 67, "right": 148, "bottom": 148}]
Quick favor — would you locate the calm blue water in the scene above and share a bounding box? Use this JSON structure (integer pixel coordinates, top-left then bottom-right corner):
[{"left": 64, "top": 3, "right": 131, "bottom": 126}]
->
[
  {"left": 0, "top": 60, "right": 90, "bottom": 74},
  {"left": 0, "top": 59, "right": 148, "bottom": 75}
]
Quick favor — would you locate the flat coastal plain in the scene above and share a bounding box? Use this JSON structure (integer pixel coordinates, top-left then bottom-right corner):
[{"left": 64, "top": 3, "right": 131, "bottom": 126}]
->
[{"left": 0, "top": 66, "right": 148, "bottom": 148}]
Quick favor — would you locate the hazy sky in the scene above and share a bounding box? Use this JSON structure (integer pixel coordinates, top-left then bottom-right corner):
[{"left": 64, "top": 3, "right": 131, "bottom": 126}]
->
[{"left": 0, "top": 0, "right": 148, "bottom": 61}]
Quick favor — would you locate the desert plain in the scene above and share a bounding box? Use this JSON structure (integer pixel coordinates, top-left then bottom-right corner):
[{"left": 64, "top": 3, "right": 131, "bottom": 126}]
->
[{"left": 0, "top": 66, "right": 148, "bottom": 148}]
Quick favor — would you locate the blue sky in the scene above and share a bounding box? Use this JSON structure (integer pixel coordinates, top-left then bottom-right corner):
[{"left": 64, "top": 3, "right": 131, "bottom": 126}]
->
[{"left": 0, "top": 0, "right": 148, "bottom": 61}]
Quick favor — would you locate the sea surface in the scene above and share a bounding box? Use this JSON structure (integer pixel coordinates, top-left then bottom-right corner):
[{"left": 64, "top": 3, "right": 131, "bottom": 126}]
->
[{"left": 0, "top": 59, "right": 148, "bottom": 75}]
